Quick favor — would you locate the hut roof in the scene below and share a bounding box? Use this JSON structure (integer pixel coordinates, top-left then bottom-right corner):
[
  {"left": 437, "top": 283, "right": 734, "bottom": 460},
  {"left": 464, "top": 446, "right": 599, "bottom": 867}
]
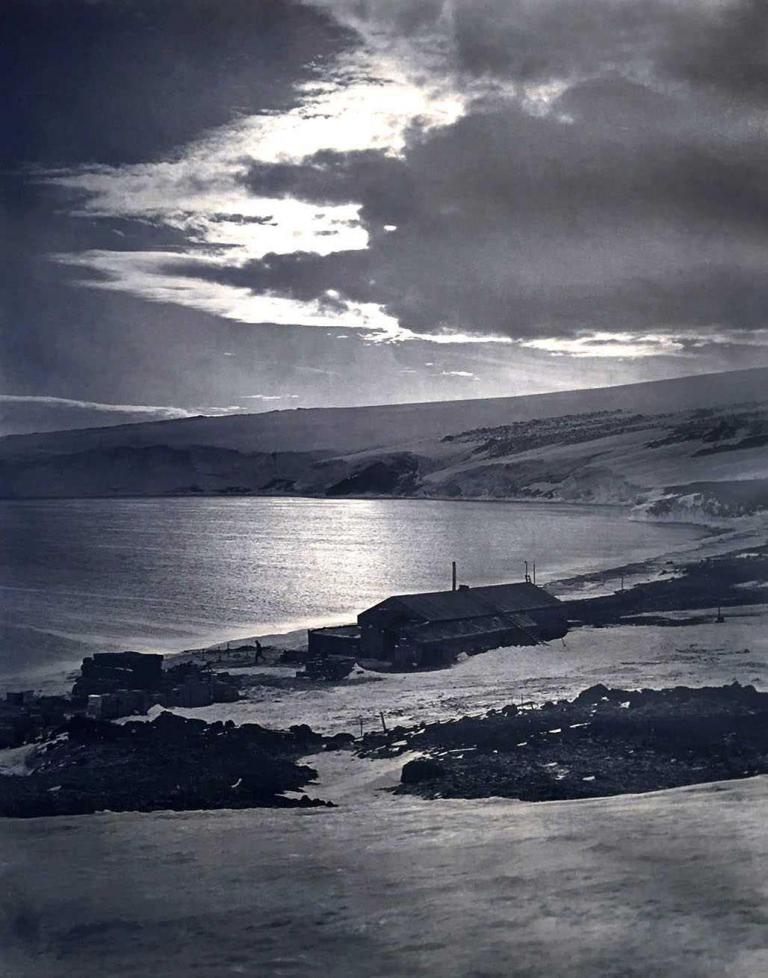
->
[{"left": 360, "top": 582, "right": 561, "bottom": 624}]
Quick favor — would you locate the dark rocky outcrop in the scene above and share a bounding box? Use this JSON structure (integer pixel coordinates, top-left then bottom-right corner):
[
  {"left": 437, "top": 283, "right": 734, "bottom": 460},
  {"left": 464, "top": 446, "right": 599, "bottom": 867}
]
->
[
  {"left": 324, "top": 732, "right": 356, "bottom": 751},
  {"left": 401, "top": 757, "right": 446, "bottom": 784},
  {"left": 0, "top": 712, "right": 336, "bottom": 818},
  {"left": 362, "top": 683, "right": 768, "bottom": 803},
  {"left": 565, "top": 544, "right": 768, "bottom": 626},
  {"left": 325, "top": 453, "right": 420, "bottom": 497}
]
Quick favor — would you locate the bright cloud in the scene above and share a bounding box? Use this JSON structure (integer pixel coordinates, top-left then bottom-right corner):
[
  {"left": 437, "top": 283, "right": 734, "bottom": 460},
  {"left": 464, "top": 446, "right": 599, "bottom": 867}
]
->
[
  {"left": 521, "top": 332, "right": 688, "bottom": 359},
  {"left": 55, "top": 249, "right": 403, "bottom": 335},
  {"left": 42, "top": 43, "right": 471, "bottom": 342},
  {"left": 0, "top": 394, "right": 196, "bottom": 419},
  {"left": 55, "top": 249, "right": 515, "bottom": 345},
  {"left": 244, "top": 394, "right": 301, "bottom": 401}
]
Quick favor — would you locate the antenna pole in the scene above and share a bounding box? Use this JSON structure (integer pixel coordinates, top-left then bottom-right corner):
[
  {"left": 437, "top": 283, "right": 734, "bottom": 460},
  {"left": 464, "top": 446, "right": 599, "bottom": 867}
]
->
[{"left": 452, "top": 560, "right": 457, "bottom": 592}]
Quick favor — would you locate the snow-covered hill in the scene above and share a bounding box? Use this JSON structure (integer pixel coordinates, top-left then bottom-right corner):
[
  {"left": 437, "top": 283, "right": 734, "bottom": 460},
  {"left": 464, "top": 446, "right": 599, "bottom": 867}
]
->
[{"left": 1, "top": 366, "right": 767, "bottom": 513}]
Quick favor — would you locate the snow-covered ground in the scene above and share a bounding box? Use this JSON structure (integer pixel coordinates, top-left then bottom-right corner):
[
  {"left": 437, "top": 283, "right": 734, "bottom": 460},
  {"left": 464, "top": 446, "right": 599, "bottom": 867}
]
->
[
  {"left": 3, "top": 369, "right": 767, "bottom": 505},
  {"left": 5, "top": 366, "right": 764, "bottom": 459},
  {"left": 0, "top": 742, "right": 37, "bottom": 776},
  {"left": 2, "top": 504, "right": 766, "bottom": 976},
  {"left": 137, "top": 604, "right": 768, "bottom": 736},
  {"left": 3, "top": 775, "right": 768, "bottom": 977}
]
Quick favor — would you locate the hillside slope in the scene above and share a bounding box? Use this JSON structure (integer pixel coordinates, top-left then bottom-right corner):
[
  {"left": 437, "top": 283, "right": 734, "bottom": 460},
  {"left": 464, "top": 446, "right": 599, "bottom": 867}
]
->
[
  {"left": 3, "top": 366, "right": 767, "bottom": 459},
  {"left": 2, "top": 367, "right": 767, "bottom": 514}
]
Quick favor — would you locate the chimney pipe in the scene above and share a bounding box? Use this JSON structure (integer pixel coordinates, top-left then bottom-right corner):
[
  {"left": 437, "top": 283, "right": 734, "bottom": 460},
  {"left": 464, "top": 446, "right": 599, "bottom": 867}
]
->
[{"left": 452, "top": 561, "right": 457, "bottom": 592}]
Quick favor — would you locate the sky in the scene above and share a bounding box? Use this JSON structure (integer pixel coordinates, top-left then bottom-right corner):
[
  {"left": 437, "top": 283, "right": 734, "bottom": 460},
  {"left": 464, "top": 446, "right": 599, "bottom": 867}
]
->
[{"left": 2, "top": 0, "right": 768, "bottom": 435}]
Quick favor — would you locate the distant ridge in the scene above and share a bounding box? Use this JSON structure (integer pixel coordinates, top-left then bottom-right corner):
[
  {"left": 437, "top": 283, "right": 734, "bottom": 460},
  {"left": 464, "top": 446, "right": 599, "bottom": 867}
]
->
[{"left": 2, "top": 366, "right": 767, "bottom": 458}]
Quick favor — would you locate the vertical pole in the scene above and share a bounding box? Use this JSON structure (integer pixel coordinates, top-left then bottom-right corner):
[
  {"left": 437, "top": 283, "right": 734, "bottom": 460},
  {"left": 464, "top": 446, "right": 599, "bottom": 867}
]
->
[
  {"left": 380, "top": 711, "right": 388, "bottom": 733},
  {"left": 533, "top": 561, "right": 536, "bottom": 585},
  {"left": 452, "top": 561, "right": 457, "bottom": 592}
]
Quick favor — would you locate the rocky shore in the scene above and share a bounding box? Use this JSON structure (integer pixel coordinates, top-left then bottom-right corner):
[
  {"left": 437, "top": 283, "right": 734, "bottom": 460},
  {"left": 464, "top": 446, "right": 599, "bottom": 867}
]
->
[
  {"left": 5, "top": 680, "right": 768, "bottom": 816},
  {"left": 0, "top": 711, "right": 352, "bottom": 817},
  {"left": 563, "top": 542, "right": 768, "bottom": 626},
  {"left": 3, "top": 532, "right": 767, "bottom": 818},
  {"left": 358, "top": 682, "right": 768, "bottom": 802}
]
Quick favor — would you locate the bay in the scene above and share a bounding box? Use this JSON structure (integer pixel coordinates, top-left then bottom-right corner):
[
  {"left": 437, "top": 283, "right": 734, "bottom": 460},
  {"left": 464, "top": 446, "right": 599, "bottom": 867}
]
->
[{"left": 0, "top": 497, "right": 704, "bottom": 683}]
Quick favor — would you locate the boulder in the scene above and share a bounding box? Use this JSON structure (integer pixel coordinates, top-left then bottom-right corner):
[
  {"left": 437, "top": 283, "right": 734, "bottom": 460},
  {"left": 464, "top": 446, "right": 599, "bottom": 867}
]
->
[
  {"left": 574, "top": 683, "right": 612, "bottom": 705},
  {"left": 401, "top": 757, "right": 446, "bottom": 784},
  {"left": 324, "top": 732, "right": 355, "bottom": 751}
]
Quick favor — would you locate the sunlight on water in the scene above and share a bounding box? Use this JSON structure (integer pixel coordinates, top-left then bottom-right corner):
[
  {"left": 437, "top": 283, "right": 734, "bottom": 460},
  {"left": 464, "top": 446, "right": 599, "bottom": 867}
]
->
[{"left": 0, "top": 497, "right": 704, "bottom": 679}]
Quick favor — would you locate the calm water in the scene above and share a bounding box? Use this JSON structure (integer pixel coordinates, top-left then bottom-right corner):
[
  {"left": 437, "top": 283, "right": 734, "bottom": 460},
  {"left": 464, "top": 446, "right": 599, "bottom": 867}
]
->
[{"left": 0, "top": 497, "right": 704, "bottom": 682}]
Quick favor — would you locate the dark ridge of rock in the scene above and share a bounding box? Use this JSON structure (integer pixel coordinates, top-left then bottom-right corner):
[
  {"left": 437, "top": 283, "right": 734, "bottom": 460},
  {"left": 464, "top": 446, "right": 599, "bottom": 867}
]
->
[
  {"left": 369, "top": 683, "right": 768, "bottom": 803},
  {"left": 564, "top": 543, "right": 768, "bottom": 626},
  {"left": 401, "top": 758, "right": 446, "bottom": 784},
  {"left": 447, "top": 409, "right": 654, "bottom": 458},
  {"left": 0, "top": 444, "right": 323, "bottom": 499},
  {"left": 0, "top": 712, "right": 337, "bottom": 818},
  {"left": 324, "top": 732, "right": 356, "bottom": 752},
  {"left": 574, "top": 684, "right": 614, "bottom": 705},
  {"left": 325, "top": 453, "right": 419, "bottom": 497}
]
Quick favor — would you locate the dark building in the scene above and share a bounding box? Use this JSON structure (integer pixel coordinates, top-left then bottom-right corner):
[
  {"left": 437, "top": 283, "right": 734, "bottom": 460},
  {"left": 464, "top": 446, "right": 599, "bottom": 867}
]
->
[
  {"left": 308, "top": 582, "right": 567, "bottom": 669},
  {"left": 306, "top": 624, "right": 361, "bottom": 658}
]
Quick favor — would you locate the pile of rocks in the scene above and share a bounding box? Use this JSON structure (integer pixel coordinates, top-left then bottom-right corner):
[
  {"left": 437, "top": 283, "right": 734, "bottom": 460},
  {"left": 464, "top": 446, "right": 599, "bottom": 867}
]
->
[
  {"left": 301, "top": 655, "right": 357, "bottom": 681},
  {"left": 0, "top": 711, "right": 339, "bottom": 817},
  {"left": 358, "top": 682, "right": 768, "bottom": 802}
]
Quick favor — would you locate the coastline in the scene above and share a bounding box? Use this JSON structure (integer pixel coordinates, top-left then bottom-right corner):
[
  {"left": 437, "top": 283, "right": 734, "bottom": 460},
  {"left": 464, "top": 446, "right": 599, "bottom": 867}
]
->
[
  {"left": 0, "top": 489, "right": 730, "bottom": 524},
  {"left": 173, "top": 513, "right": 751, "bottom": 667},
  {"left": 1, "top": 495, "right": 719, "bottom": 691},
  {"left": 3, "top": 510, "right": 768, "bottom": 973}
]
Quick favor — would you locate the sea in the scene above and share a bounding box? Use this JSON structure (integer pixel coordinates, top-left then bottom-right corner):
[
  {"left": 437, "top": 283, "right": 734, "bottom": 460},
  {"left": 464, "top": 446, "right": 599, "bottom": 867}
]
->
[{"left": 0, "top": 496, "right": 705, "bottom": 685}]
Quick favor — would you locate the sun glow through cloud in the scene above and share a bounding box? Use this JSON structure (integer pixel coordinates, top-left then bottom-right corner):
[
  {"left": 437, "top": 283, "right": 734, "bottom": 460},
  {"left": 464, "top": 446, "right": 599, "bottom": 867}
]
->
[
  {"left": 16, "top": 0, "right": 765, "bottom": 419},
  {"left": 42, "top": 46, "right": 479, "bottom": 342}
]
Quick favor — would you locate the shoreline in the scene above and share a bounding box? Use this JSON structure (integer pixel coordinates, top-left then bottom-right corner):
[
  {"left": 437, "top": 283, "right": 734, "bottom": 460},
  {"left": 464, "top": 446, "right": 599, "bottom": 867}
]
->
[
  {"left": 173, "top": 518, "right": 745, "bottom": 666},
  {"left": 0, "top": 490, "right": 724, "bottom": 524},
  {"left": 0, "top": 510, "right": 751, "bottom": 691}
]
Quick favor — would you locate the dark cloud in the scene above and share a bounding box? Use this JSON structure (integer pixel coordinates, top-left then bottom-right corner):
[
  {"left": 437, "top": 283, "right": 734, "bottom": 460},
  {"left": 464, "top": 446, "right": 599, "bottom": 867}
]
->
[
  {"left": 1, "top": 0, "right": 350, "bottom": 166},
  {"left": 198, "top": 67, "right": 768, "bottom": 342},
  {"left": 241, "top": 150, "right": 414, "bottom": 224},
  {"left": 659, "top": 0, "right": 768, "bottom": 103},
  {"left": 4, "top": 0, "right": 768, "bottom": 436},
  {"left": 449, "top": 0, "right": 669, "bottom": 81},
  {"left": 342, "top": 0, "right": 768, "bottom": 104},
  {"left": 148, "top": 0, "right": 767, "bottom": 349},
  {"left": 162, "top": 249, "right": 376, "bottom": 306}
]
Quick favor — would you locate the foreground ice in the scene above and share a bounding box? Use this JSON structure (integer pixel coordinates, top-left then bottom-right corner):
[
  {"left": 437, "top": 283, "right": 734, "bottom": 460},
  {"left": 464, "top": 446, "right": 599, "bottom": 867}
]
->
[{"left": 3, "top": 774, "right": 768, "bottom": 977}]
